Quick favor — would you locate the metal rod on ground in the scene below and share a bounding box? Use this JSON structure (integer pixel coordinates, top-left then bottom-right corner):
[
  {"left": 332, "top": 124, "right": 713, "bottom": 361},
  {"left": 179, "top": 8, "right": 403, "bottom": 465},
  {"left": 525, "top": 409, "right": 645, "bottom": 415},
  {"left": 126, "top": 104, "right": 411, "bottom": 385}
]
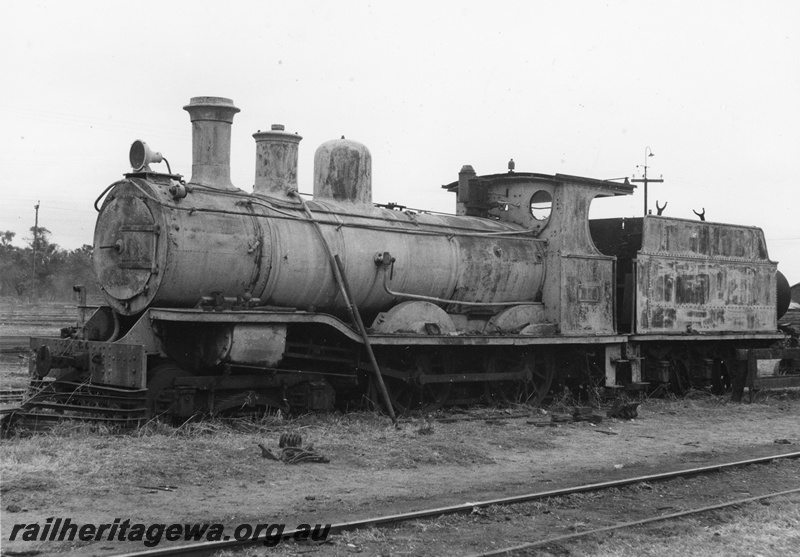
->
[
  {"left": 290, "top": 192, "right": 397, "bottom": 426},
  {"left": 334, "top": 254, "right": 398, "bottom": 427}
]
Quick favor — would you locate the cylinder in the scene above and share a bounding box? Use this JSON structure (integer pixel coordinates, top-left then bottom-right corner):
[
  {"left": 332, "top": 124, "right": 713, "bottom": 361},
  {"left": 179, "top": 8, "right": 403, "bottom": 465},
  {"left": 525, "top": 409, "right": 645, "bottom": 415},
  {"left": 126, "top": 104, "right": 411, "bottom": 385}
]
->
[
  {"left": 313, "top": 138, "right": 372, "bottom": 205},
  {"left": 183, "top": 97, "right": 240, "bottom": 190},
  {"left": 253, "top": 125, "right": 303, "bottom": 199}
]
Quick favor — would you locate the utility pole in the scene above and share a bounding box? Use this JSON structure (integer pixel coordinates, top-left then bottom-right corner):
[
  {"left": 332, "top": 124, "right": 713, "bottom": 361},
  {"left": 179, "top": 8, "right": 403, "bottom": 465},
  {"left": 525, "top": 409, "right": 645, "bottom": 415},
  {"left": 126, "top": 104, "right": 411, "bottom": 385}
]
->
[
  {"left": 630, "top": 147, "right": 664, "bottom": 216},
  {"left": 32, "top": 201, "right": 39, "bottom": 299}
]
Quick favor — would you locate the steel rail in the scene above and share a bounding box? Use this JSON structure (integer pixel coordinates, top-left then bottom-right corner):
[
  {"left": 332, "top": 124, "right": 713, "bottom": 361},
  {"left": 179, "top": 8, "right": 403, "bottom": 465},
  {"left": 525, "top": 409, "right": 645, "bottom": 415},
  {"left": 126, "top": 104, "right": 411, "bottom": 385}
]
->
[
  {"left": 471, "top": 486, "right": 800, "bottom": 557},
  {"left": 113, "top": 450, "right": 800, "bottom": 557}
]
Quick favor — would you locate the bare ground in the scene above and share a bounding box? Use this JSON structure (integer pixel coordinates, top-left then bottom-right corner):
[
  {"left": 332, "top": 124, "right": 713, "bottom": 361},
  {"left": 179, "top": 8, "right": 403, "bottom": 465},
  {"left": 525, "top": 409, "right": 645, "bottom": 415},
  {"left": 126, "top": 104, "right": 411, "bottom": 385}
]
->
[{"left": 1, "top": 385, "right": 799, "bottom": 556}]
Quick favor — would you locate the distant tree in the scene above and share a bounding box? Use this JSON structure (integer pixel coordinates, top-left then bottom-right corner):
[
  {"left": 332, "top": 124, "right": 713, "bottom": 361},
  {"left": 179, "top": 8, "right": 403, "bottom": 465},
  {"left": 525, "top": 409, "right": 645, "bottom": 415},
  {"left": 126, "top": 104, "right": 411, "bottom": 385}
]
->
[
  {"left": 0, "top": 230, "right": 15, "bottom": 248},
  {"left": 0, "top": 229, "right": 98, "bottom": 301},
  {"left": 53, "top": 244, "right": 100, "bottom": 299},
  {"left": 0, "top": 231, "right": 28, "bottom": 296},
  {"left": 25, "top": 226, "right": 59, "bottom": 297}
]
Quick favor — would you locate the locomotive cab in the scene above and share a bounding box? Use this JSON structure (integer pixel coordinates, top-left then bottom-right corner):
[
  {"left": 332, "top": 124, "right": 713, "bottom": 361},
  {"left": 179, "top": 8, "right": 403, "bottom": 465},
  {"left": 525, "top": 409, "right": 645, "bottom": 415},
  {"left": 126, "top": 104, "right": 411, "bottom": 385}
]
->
[{"left": 443, "top": 171, "right": 635, "bottom": 336}]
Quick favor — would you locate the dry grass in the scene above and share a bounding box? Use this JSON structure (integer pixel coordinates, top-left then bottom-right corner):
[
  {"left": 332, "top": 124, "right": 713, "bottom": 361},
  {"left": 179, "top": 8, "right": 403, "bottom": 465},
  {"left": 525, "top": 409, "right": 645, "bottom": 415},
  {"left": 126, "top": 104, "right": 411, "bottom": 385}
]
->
[
  {"left": 560, "top": 496, "right": 800, "bottom": 557},
  {"left": 226, "top": 494, "right": 800, "bottom": 557},
  {"left": 0, "top": 410, "right": 505, "bottom": 499},
  {"left": 4, "top": 388, "right": 796, "bottom": 498},
  {"left": 2, "top": 384, "right": 798, "bottom": 556}
]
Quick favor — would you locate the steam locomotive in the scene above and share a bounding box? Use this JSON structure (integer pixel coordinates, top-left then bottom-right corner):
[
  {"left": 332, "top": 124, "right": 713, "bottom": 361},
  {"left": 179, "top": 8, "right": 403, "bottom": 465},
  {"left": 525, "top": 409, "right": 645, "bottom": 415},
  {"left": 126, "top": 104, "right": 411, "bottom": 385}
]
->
[{"left": 22, "top": 96, "right": 791, "bottom": 425}]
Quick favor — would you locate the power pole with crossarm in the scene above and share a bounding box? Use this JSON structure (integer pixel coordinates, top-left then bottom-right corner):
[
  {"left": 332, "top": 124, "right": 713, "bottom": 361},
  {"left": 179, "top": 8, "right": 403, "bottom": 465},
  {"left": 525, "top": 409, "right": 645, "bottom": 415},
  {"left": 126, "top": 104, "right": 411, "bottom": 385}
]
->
[{"left": 631, "top": 146, "right": 664, "bottom": 216}]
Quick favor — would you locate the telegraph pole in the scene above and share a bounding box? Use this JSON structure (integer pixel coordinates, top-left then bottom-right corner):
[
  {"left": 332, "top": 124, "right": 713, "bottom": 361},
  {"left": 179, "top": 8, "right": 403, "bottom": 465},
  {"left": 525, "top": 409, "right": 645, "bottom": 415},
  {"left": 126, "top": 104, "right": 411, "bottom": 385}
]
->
[
  {"left": 32, "top": 201, "right": 39, "bottom": 299},
  {"left": 631, "top": 147, "right": 664, "bottom": 216}
]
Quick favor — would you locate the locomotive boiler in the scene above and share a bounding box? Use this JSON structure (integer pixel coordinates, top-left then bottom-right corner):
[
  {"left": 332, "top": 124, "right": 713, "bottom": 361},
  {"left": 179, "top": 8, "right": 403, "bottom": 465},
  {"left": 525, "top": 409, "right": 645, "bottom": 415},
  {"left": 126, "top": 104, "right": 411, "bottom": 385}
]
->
[
  {"left": 96, "top": 98, "right": 544, "bottom": 319},
  {"left": 18, "top": 96, "right": 792, "bottom": 427}
]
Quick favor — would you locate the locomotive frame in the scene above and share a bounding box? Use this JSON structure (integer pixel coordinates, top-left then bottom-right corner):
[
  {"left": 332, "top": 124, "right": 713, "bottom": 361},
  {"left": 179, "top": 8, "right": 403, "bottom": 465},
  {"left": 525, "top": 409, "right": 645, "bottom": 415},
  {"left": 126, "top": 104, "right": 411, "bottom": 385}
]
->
[{"left": 17, "top": 96, "right": 792, "bottom": 426}]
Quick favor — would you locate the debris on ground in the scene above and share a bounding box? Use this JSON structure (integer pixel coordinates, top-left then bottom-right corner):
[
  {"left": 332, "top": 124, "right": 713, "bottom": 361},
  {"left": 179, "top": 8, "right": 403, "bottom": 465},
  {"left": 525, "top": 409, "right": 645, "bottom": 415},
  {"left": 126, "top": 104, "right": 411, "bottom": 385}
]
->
[
  {"left": 279, "top": 432, "right": 302, "bottom": 448},
  {"left": 526, "top": 420, "right": 557, "bottom": 427},
  {"left": 258, "top": 443, "right": 280, "bottom": 460},
  {"left": 525, "top": 404, "right": 641, "bottom": 428},
  {"left": 606, "top": 402, "right": 640, "bottom": 420},
  {"left": 280, "top": 444, "right": 330, "bottom": 464},
  {"left": 549, "top": 407, "right": 605, "bottom": 424},
  {"left": 592, "top": 429, "right": 619, "bottom": 436},
  {"left": 258, "top": 432, "right": 330, "bottom": 464},
  {"left": 416, "top": 416, "right": 435, "bottom": 435}
]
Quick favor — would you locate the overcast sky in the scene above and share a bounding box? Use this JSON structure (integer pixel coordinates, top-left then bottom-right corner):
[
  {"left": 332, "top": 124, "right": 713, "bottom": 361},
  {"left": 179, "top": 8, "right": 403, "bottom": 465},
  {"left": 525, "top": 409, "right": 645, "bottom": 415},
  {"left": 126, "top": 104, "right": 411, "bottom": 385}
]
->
[{"left": 2, "top": 1, "right": 799, "bottom": 282}]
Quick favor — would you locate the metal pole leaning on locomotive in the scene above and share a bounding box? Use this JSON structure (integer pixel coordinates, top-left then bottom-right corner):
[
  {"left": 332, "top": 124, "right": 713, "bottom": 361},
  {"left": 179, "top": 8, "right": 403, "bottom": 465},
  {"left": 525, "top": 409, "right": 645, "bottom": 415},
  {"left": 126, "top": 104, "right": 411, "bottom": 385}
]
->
[{"left": 291, "top": 190, "right": 397, "bottom": 426}]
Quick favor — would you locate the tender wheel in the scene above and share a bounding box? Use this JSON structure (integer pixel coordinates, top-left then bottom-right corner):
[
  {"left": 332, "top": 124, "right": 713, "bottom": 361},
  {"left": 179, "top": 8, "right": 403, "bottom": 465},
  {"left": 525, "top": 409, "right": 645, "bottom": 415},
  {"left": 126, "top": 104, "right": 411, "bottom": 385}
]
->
[
  {"left": 146, "top": 362, "right": 194, "bottom": 419},
  {"left": 484, "top": 349, "right": 554, "bottom": 406},
  {"left": 386, "top": 351, "right": 452, "bottom": 414}
]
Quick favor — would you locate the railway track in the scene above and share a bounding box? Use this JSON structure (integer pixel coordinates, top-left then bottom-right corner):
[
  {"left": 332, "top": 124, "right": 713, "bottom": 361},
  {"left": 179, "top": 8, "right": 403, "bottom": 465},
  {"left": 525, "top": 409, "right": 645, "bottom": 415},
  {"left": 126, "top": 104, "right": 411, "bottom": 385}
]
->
[
  {"left": 0, "top": 388, "right": 26, "bottom": 413},
  {"left": 472, "top": 487, "right": 800, "bottom": 557},
  {"left": 0, "top": 336, "right": 31, "bottom": 353},
  {"left": 0, "top": 388, "right": 26, "bottom": 403},
  {"left": 113, "top": 450, "right": 800, "bottom": 557}
]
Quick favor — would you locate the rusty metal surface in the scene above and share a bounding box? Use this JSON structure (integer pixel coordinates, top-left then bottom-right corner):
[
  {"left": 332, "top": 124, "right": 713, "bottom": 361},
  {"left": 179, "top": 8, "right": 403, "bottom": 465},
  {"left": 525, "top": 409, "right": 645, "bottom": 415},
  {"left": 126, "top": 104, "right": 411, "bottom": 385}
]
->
[
  {"left": 94, "top": 189, "right": 158, "bottom": 303},
  {"left": 253, "top": 125, "right": 302, "bottom": 199},
  {"left": 228, "top": 324, "right": 286, "bottom": 366},
  {"left": 559, "top": 254, "right": 615, "bottom": 335},
  {"left": 636, "top": 216, "right": 777, "bottom": 334},
  {"left": 629, "top": 332, "right": 784, "bottom": 342},
  {"left": 95, "top": 175, "right": 546, "bottom": 320},
  {"left": 486, "top": 304, "right": 546, "bottom": 333},
  {"left": 82, "top": 95, "right": 790, "bottom": 408},
  {"left": 148, "top": 308, "right": 627, "bottom": 346},
  {"left": 29, "top": 337, "right": 147, "bottom": 389},
  {"left": 372, "top": 301, "right": 456, "bottom": 334},
  {"left": 535, "top": 178, "right": 618, "bottom": 335},
  {"left": 94, "top": 178, "right": 264, "bottom": 315},
  {"left": 7, "top": 380, "right": 147, "bottom": 432},
  {"left": 95, "top": 97, "right": 549, "bottom": 322},
  {"left": 313, "top": 138, "right": 372, "bottom": 205},
  {"left": 183, "top": 97, "right": 240, "bottom": 190},
  {"left": 117, "top": 311, "right": 162, "bottom": 354}
]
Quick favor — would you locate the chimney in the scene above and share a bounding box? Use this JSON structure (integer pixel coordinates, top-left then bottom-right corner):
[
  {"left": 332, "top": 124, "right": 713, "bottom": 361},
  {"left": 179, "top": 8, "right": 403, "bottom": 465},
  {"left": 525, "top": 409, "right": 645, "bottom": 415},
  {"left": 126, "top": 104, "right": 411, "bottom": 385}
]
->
[
  {"left": 183, "top": 97, "right": 240, "bottom": 190},
  {"left": 253, "top": 124, "right": 303, "bottom": 199}
]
